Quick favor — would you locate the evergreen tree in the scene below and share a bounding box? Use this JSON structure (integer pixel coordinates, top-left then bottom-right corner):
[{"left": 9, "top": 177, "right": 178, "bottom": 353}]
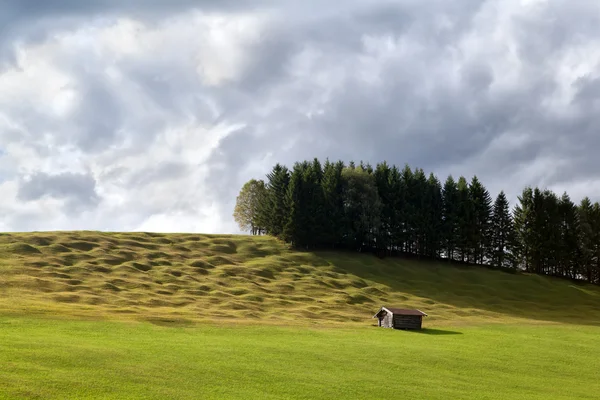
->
[
  {"left": 263, "top": 164, "right": 290, "bottom": 237},
  {"left": 591, "top": 202, "right": 600, "bottom": 284},
  {"left": 341, "top": 167, "right": 382, "bottom": 250},
  {"left": 413, "top": 168, "right": 429, "bottom": 257},
  {"left": 388, "top": 165, "right": 405, "bottom": 253},
  {"left": 374, "top": 162, "right": 394, "bottom": 254},
  {"left": 579, "top": 197, "right": 595, "bottom": 282},
  {"left": 558, "top": 192, "right": 580, "bottom": 279},
  {"left": 469, "top": 176, "right": 493, "bottom": 265},
  {"left": 456, "top": 176, "right": 473, "bottom": 262},
  {"left": 442, "top": 175, "right": 459, "bottom": 261},
  {"left": 426, "top": 173, "right": 444, "bottom": 259},
  {"left": 321, "top": 160, "right": 345, "bottom": 248},
  {"left": 304, "top": 158, "right": 326, "bottom": 247},
  {"left": 531, "top": 188, "right": 549, "bottom": 275},
  {"left": 513, "top": 187, "right": 534, "bottom": 271},
  {"left": 283, "top": 162, "right": 310, "bottom": 247},
  {"left": 490, "top": 191, "right": 515, "bottom": 268},
  {"left": 401, "top": 165, "right": 416, "bottom": 254}
]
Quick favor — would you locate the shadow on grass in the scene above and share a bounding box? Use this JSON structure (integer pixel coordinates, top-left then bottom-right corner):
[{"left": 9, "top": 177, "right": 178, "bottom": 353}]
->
[
  {"left": 409, "top": 328, "right": 463, "bottom": 335},
  {"left": 315, "top": 250, "right": 600, "bottom": 327}
]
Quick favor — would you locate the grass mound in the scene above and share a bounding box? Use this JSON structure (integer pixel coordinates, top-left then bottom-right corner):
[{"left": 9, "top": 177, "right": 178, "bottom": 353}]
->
[{"left": 2, "top": 243, "right": 42, "bottom": 255}]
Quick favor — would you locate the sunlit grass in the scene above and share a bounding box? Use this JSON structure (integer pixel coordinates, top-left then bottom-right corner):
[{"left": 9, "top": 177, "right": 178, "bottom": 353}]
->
[{"left": 0, "top": 317, "right": 598, "bottom": 399}]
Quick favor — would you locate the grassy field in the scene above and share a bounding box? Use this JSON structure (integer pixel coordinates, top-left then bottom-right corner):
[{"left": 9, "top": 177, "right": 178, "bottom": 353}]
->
[
  {"left": 1, "top": 231, "right": 600, "bottom": 399},
  {"left": 1, "top": 317, "right": 599, "bottom": 399}
]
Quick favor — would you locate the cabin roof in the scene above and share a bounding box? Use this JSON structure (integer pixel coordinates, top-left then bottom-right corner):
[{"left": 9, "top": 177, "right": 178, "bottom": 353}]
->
[{"left": 373, "top": 306, "right": 428, "bottom": 318}]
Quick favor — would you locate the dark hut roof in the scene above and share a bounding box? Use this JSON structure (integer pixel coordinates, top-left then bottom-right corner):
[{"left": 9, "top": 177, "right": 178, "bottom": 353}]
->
[
  {"left": 386, "top": 308, "right": 427, "bottom": 316},
  {"left": 373, "top": 306, "right": 428, "bottom": 318}
]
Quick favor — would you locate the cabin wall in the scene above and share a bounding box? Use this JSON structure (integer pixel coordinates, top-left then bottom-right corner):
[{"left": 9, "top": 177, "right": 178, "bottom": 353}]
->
[
  {"left": 379, "top": 311, "right": 393, "bottom": 328},
  {"left": 392, "top": 315, "right": 422, "bottom": 330}
]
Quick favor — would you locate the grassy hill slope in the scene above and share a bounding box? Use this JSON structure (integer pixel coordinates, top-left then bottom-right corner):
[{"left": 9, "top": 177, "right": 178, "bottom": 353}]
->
[{"left": 0, "top": 231, "right": 599, "bottom": 326}]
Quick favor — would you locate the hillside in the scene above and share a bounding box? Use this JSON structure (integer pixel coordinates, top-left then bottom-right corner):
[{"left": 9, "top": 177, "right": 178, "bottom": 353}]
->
[{"left": 0, "top": 231, "right": 599, "bottom": 326}]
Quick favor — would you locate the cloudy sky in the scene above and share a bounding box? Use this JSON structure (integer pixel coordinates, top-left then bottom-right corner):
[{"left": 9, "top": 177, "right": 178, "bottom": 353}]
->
[{"left": 1, "top": 0, "right": 599, "bottom": 234}]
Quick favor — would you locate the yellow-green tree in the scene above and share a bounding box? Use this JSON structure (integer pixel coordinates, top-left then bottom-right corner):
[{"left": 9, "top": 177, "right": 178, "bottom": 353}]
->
[{"left": 233, "top": 179, "right": 267, "bottom": 235}]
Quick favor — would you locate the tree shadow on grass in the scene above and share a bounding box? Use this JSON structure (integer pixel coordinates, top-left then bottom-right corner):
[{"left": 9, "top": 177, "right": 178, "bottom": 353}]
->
[{"left": 316, "top": 250, "right": 600, "bottom": 327}]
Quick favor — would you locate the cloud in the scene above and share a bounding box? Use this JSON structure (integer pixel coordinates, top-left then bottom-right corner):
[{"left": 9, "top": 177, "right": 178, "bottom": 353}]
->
[
  {"left": 1, "top": 0, "right": 600, "bottom": 233},
  {"left": 17, "top": 172, "right": 100, "bottom": 213}
]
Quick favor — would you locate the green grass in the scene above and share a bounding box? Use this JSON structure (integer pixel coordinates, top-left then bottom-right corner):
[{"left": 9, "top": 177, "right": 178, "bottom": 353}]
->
[
  {"left": 1, "top": 231, "right": 600, "bottom": 399},
  {"left": 0, "top": 317, "right": 598, "bottom": 399}
]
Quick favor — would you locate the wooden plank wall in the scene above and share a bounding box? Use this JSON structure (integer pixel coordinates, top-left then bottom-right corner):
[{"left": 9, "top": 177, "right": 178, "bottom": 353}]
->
[{"left": 392, "top": 315, "right": 422, "bottom": 330}]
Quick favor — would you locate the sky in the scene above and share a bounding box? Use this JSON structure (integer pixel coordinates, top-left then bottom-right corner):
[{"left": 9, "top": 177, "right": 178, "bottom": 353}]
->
[{"left": 1, "top": 0, "right": 600, "bottom": 234}]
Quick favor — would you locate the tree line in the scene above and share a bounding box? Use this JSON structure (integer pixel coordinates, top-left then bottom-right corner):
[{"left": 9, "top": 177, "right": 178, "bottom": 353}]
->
[{"left": 234, "top": 159, "right": 600, "bottom": 285}]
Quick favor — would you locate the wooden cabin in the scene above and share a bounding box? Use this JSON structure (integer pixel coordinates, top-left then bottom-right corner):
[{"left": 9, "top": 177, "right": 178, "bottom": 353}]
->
[{"left": 373, "top": 307, "right": 427, "bottom": 330}]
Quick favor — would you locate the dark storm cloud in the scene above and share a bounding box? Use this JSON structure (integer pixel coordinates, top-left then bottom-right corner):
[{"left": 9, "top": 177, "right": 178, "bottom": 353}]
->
[
  {"left": 0, "top": 0, "right": 269, "bottom": 69},
  {"left": 203, "top": 0, "right": 600, "bottom": 218},
  {"left": 17, "top": 172, "right": 101, "bottom": 213},
  {"left": 0, "top": 0, "right": 259, "bottom": 22}
]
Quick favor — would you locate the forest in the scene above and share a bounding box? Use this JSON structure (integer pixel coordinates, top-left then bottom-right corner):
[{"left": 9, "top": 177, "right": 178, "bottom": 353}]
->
[{"left": 234, "top": 159, "right": 600, "bottom": 285}]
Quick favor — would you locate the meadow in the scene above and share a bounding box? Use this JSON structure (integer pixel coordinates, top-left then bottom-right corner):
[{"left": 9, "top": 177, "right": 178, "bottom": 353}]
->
[{"left": 0, "top": 232, "right": 599, "bottom": 399}]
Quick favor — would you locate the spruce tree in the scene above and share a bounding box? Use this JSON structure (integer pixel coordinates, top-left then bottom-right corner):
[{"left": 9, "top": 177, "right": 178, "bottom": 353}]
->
[
  {"left": 389, "top": 165, "right": 404, "bottom": 253},
  {"left": 442, "top": 175, "right": 459, "bottom": 261},
  {"left": 401, "top": 165, "right": 416, "bottom": 254},
  {"left": 413, "top": 168, "right": 429, "bottom": 257},
  {"left": 513, "top": 187, "right": 534, "bottom": 271},
  {"left": 469, "top": 176, "right": 493, "bottom": 265},
  {"left": 426, "top": 173, "right": 444, "bottom": 259},
  {"left": 374, "top": 162, "right": 394, "bottom": 254},
  {"left": 305, "top": 158, "right": 326, "bottom": 248},
  {"left": 263, "top": 164, "right": 290, "bottom": 237},
  {"left": 490, "top": 191, "right": 515, "bottom": 268},
  {"left": 559, "top": 192, "right": 580, "bottom": 279},
  {"left": 283, "top": 162, "right": 310, "bottom": 247},
  {"left": 341, "top": 166, "right": 382, "bottom": 251},
  {"left": 578, "top": 197, "right": 595, "bottom": 282},
  {"left": 591, "top": 202, "right": 600, "bottom": 284},
  {"left": 321, "top": 160, "right": 345, "bottom": 248},
  {"left": 456, "top": 176, "right": 473, "bottom": 263}
]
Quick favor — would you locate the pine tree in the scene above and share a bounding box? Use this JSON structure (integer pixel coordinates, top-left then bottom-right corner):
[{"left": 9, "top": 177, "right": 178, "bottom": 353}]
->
[
  {"left": 426, "top": 173, "right": 444, "bottom": 259},
  {"left": 558, "top": 192, "right": 580, "bottom": 279},
  {"left": 442, "top": 175, "right": 459, "bottom": 261},
  {"left": 469, "top": 176, "right": 493, "bottom": 265},
  {"left": 578, "top": 197, "right": 595, "bottom": 282},
  {"left": 321, "top": 160, "right": 345, "bottom": 248},
  {"left": 263, "top": 164, "right": 290, "bottom": 237},
  {"left": 490, "top": 191, "right": 515, "bottom": 268},
  {"left": 283, "top": 162, "right": 310, "bottom": 247},
  {"left": 374, "top": 162, "right": 394, "bottom": 254},
  {"left": 531, "top": 188, "right": 550, "bottom": 275},
  {"left": 591, "top": 202, "right": 600, "bottom": 284},
  {"left": 456, "top": 176, "right": 473, "bottom": 263},
  {"left": 401, "top": 165, "right": 416, "bottom": 254},
  {"left": 513, "top": 187, "right": 533, "bottom": 270},
  {"left": 388, "top": 165, "right": 404, "bottom": 253},
  {"left": 305, "top": 158, "right": 326, "bottom": 248},
  {"left": 413, "top": 168, "right": 429, "bottom": 257},
  {"left": 341, "top": 166, "right": 382, "bottom": 251}
]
